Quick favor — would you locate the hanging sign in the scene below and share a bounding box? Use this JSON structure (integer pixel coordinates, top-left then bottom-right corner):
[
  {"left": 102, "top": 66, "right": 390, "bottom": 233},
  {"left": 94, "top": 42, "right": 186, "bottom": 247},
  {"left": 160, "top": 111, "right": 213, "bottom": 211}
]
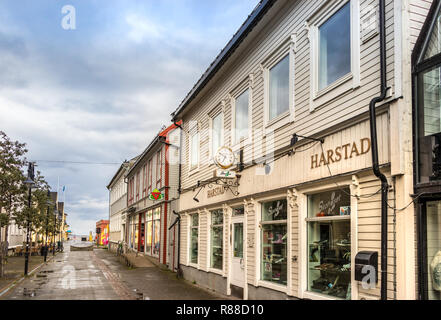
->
[
  {"left": 149, "top": 189, "right": 164, "bottom": 201},
  {"left": 214, "top": 169, "right": 236, "bottom": 179}
]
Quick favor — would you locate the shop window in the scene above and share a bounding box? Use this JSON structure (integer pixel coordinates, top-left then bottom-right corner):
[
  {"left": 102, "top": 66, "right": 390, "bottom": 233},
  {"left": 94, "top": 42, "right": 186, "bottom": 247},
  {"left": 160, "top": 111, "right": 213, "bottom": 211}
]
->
[
  {"left": 152, "top": 207, "right": 161, "bottom": 257},
  {"left": 306, "top": 187, "right": 351, "bottom": 299},
  {"left": 210, "top": 209, "right": 223, "bottom": 270},
  {"left": 261, "top": 199, "right": 287, "bottom": 285},
  {"left": 425, "top": 201, "right": 441, "bottom": 300},
  {"left": 190, "top": 213, "right": 199, "bottom": 264},
  {"left": 146, "top": 210, "right": 153, "bottom": 254}
]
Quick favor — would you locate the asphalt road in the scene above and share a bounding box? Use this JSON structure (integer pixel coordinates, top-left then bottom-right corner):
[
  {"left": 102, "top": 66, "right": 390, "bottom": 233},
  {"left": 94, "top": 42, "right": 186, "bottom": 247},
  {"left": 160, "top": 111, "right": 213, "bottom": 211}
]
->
[{"left": 1, "top": 240, "right": 226, "bottom": 300}]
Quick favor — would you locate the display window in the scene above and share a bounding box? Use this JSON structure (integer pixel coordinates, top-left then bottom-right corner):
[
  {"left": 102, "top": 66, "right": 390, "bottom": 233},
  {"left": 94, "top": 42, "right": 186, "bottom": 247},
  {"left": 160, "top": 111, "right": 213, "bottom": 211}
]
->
[
  {"left": 210, "top": 209, "right": 223, "bottom": 270},
  {"left": 146, "top": 210, "right": 152, "bottom": 254},
  {"left": 153, "top": 207, "right": 161, "bottom": 257},
  {"left": 261, "top": 199, "right": 287, "bottom": 285},
  {"left": 190, "top": 213, "right": 199, "bottom": 264},
  {"left": 306, "top": 187, "right": 351, "bottom": 299}
]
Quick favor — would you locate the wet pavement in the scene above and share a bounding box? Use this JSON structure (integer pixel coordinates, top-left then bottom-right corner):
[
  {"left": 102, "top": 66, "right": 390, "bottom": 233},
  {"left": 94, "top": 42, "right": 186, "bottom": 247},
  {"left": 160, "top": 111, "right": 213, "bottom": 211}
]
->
[{"left": 0, "top": 241, "right": 227, "bottom": 300}]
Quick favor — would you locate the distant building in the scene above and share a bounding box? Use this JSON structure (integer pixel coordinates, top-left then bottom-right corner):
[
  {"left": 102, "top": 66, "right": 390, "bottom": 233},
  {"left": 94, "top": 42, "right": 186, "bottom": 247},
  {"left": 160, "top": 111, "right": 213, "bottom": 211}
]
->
[{"left": 95, "top": 220, "right": 109, "bottom": 246}]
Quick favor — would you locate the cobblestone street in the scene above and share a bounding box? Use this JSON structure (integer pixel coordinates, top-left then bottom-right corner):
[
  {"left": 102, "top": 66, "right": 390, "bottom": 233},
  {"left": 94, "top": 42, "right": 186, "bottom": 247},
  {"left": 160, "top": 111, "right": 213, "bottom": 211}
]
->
[{"left": 0, "top": 241, "right": 228, "bottom": 300}]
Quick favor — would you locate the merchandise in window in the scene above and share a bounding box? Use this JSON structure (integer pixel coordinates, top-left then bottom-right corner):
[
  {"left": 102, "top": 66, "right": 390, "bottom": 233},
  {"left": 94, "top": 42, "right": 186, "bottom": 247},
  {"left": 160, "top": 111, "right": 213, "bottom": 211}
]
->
[
  {"left": 146, "top": 210, "right": 152, "bottom": 254},
  {"left": 211, "top": 210, "right": 223, "bottom": 270},
  {"left": 235, "top": 89, "right": 249, "bottom": 141},
  {"left": 261, "top": 199, "right": 287, "bottom": 285},
  {"left": 425, "top": 201, "right": 441, "bottom": 300},
  {"left": 234, "top": 223, "right": 244, "bottom": 258},
  {"left": 153, "top": 208, "right": 161, "bottom": 256},
  {"left": 307, "top": 187, "right": 351, "bottom": 299},
  {"left": 318, "top": 1, "right": 351, "bottom": 91},
  {"left": 269, "top": 55, "right": 290, "bottom": 121},
  {"left": 190, "top": 213, "right": 199, "bottom": 264}
]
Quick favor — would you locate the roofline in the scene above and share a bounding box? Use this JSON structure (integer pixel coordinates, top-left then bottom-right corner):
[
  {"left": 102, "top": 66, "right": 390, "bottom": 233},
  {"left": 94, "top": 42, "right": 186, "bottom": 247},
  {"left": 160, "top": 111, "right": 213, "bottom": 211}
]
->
[
  {"left": 171, "top": 0, "right": 277, "bottom": 121},
  {"left": 106, "top": 161, "right": 129, "bottom": 190}
]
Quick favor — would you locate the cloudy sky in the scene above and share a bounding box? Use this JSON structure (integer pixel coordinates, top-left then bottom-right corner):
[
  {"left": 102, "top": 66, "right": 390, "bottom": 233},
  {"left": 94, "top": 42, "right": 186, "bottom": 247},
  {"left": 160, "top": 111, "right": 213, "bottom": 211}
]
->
[{"left": 0, "top": 0, "right": 259, "bottom": 235}]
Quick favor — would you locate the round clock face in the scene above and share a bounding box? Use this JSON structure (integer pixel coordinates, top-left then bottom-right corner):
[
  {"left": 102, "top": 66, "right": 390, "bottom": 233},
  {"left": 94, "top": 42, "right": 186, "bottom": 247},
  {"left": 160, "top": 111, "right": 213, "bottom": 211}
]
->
[{"left": 214, "top": 146, "right": 235, "bottom": 169}]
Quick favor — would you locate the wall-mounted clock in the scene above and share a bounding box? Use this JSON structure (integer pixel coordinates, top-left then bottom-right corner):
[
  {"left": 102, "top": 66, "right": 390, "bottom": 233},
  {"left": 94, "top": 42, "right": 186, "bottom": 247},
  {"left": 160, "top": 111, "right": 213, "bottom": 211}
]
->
[{"left": 214, "top": 146, "right": 235, "bottom": 169}]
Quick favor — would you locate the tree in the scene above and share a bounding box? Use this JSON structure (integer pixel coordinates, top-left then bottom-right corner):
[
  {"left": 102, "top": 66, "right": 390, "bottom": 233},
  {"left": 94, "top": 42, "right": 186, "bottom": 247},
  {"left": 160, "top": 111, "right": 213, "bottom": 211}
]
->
[{"left": 0, "top": 131, "right": 27, "bottom": 278}]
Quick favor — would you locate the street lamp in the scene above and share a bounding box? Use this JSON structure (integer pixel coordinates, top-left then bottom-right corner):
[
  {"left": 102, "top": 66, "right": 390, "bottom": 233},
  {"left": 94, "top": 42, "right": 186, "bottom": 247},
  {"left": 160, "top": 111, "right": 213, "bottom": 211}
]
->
[{"left": 23, "top": 163, "right": 35, "bottom": 276}]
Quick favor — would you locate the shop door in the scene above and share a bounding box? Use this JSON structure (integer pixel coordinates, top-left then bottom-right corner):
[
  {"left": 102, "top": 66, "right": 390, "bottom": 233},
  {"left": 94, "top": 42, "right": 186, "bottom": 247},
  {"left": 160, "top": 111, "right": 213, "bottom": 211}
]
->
[{"left": 230, "top": 217, "right": 245, "bottom": 288}]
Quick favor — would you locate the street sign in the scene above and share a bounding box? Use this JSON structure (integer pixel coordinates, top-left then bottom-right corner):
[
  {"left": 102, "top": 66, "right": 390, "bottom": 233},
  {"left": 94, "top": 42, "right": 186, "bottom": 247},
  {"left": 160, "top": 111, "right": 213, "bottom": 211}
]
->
[{"left": 214, "top": 169, "right": 236, "bottom": 179}]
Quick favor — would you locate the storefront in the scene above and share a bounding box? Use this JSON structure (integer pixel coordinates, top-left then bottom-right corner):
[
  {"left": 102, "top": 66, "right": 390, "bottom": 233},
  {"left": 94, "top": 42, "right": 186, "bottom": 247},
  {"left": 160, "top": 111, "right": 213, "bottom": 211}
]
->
[
  {"left": 412, "top": 0, "right": 441, "bottom": 301},
  {"left": 179, "top": 113, "right": 392, "bottom": 300}
]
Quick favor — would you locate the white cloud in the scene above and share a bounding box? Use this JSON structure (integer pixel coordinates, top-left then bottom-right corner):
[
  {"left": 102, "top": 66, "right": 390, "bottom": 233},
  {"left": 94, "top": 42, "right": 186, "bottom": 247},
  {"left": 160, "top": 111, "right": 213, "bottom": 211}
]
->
[{"left": 126, "top": 13, "right": 163, "bottom": 43}]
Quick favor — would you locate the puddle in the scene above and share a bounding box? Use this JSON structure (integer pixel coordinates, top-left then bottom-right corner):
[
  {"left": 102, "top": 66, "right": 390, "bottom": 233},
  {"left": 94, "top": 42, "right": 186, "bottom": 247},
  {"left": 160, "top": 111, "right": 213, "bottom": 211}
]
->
[
  {"left": 36, "top": 274, "right": 47, "bottom": 278},
  {"left": 39, "top": 270, "right": 54, "bottom": 274}
]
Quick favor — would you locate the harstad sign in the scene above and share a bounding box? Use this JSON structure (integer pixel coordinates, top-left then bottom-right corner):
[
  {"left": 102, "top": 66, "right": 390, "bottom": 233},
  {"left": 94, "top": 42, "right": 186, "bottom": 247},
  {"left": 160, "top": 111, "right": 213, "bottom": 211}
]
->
[{"left": 310, "top": 138, "right": 371, "bottom": 169}]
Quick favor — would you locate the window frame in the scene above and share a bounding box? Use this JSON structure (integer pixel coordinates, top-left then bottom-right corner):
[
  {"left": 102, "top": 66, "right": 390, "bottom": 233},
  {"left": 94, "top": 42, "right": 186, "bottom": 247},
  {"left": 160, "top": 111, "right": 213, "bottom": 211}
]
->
[
  {"left": 188, "top": 122, "right": 200, "bottom": 175},
  {"left": 189, "top": 213, "right": 199, "bottom": 266},
  {"left": 209, "top": 111, "right": 224, "bottom": 163},
  {"left": 148, "top": 159, "right": 153, "bottom": 195},
  {"left": 209, "top": 209, "right": 224, "bottom": 271},
  {"left": 307, "top": 0, "right": 360, "bottom": 112},
  {"left": 262, "top": 34, "right": 296, "bottom": 135},
  {"left": 231, "top": 76, "right": 253, "bottom": 149},
  {"left": 156, "top": 149, "right": 162, "bottom": 189}
]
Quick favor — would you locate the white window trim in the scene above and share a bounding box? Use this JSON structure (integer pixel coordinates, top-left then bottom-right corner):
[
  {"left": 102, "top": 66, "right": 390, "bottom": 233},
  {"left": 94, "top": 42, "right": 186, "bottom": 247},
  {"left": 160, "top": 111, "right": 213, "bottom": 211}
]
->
[
  {"left": 188, "top": 212, "right": 200, "bottom": 269},
  {"left": 297, "top": 178, "right": 359, "bottom": 300},
  {"left": 255, "top": 195, "right": 289, "bottom": 291},
  {"left": 207, "top": 208, "right": 225, "bottom": 272},
  {"left": 231, "top": 75, "right": 253, "bottom": 150},
  {"left": 262, "top": 34, "right": 296, "bottom": 136},
  {"left": 307, "top": 0, "right": 360, "bottom": 112},
  {"left": 188, "top": 122, "right": 200, "bottom": 176},
  {"left": 208, "top": 110, "right": 224, "bottom": 165}
]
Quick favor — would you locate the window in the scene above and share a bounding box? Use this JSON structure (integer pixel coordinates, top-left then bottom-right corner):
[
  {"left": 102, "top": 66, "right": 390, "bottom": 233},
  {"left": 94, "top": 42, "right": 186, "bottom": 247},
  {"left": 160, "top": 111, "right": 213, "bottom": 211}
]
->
[
  {"left": 210, "top": 209, "right": 223, "bottom": 270},
  {"left": 234, "top": 89, "right": 250, "bottom": 142},
  {"left": 148, "top": 159, "right": 152, "bottom": 194},
  {"left": 190, "top": 131, "right": 199, "bottom": 171},
  {"left": 190, "top": 213, "right": 199, "bottom": 264},
  {"left": 136, "top": 172, "right": 140, "bottom": 201},
  {"left": 211, "top": 113, "right": 223, "bottom": 158},
  {"left": 308, "top": 0, "right": 360, "bottom": 110},
  {"left": 142, "top": 165, "right": 146, "bottom": 196},
  {"left": 152, "top": 207, "right": 161, "bottom": 256},
  {"left": 306, "top": 188, "right": 351, "bottom": 299},
  {"left": 269, "top": 55, "right": 290, "bottom": 121},
  {"left": 261, "top": 199, "right": 287, "bottom": 285},
  {"left": 146, "top": 210, "right": 152, "bottom": 254},
  {"left": 318, "top": 2, "right": 351, "bottom": 91},
  {"left": 156, "top": 150, "right": 162, "bottom": 188}
]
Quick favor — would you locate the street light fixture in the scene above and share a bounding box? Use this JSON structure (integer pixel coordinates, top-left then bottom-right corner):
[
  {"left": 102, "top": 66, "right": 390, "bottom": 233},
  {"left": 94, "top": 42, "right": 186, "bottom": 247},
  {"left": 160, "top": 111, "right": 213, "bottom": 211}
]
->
[{"left": 23, "top": 163, "right": 35, "bottom": 276}]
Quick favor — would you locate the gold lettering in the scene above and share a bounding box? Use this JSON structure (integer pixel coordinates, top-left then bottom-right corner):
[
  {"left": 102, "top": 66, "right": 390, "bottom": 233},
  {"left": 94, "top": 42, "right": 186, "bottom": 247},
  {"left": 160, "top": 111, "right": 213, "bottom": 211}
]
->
[
  {"left": 342, "top": 144, "right": 351, "bottom": 159},
  {"left": 311, "top": 154, "right": 318, "bottom": 169},
  {"left": 335, "top": 146, "right": 342, "bottom": 162},
  {"left": 327, "top": 150, "right": 335, "bottom": 164},
  {"left": 361, "top": 138, "right": 371, "bottom": 155},
  {"left": 319, "top": 153, "right": 327, "bottom": 167},
  {"left": 350, "top": 142, "right": 360, "bottom": 158}
]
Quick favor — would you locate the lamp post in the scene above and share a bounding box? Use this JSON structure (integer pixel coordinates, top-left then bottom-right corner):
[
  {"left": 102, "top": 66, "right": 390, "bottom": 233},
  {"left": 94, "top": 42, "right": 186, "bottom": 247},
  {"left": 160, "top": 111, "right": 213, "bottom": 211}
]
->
[{"left": 23, "top": 162, "right": 35, "bottom": 276}]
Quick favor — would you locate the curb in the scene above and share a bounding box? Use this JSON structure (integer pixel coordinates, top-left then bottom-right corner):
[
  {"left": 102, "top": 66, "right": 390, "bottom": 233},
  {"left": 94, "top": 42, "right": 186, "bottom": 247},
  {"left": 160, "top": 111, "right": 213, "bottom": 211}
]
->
[{"left": 0, "top": 253, "right": 57, "bottom": 299}]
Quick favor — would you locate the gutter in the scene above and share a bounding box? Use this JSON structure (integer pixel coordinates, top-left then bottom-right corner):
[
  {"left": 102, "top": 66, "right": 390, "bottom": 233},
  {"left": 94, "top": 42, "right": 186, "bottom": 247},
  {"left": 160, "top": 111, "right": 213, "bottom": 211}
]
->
[{"left": 369, "top": 0, "right": 389, "bottom": 300}]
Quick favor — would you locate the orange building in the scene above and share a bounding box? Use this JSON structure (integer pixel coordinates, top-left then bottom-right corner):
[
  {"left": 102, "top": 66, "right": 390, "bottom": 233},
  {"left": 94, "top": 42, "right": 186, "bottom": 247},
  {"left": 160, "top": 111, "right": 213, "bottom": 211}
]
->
[{"left": 95, "top": 220, "right": 109, "bottom": 246}]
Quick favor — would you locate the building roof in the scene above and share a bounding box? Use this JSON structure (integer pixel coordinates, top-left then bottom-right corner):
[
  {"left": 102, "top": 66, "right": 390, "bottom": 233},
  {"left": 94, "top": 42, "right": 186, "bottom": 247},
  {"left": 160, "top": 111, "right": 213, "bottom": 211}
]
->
[{"left": 170, "top": 0, "right": 277, "bottom": 121}]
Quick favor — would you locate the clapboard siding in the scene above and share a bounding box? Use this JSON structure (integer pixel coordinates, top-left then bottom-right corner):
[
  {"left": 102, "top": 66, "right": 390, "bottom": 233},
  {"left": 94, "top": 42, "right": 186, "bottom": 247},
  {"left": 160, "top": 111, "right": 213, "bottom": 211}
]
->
[
  {"left": 180, "top": 0, "right": 397, "bottom": 191},
  {"left": 409, "top": 0, "right": 433, "bottom": 50},
  {"left": 357, "top": 171, "right": 397, "bottom": 300}
]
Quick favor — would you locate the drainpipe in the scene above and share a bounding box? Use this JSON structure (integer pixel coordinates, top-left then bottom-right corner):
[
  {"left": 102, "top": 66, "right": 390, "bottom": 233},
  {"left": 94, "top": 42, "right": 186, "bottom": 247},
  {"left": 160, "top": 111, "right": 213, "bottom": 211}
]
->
[{"left": 369, "top": 0, "right": 389, "bottom": 300}]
